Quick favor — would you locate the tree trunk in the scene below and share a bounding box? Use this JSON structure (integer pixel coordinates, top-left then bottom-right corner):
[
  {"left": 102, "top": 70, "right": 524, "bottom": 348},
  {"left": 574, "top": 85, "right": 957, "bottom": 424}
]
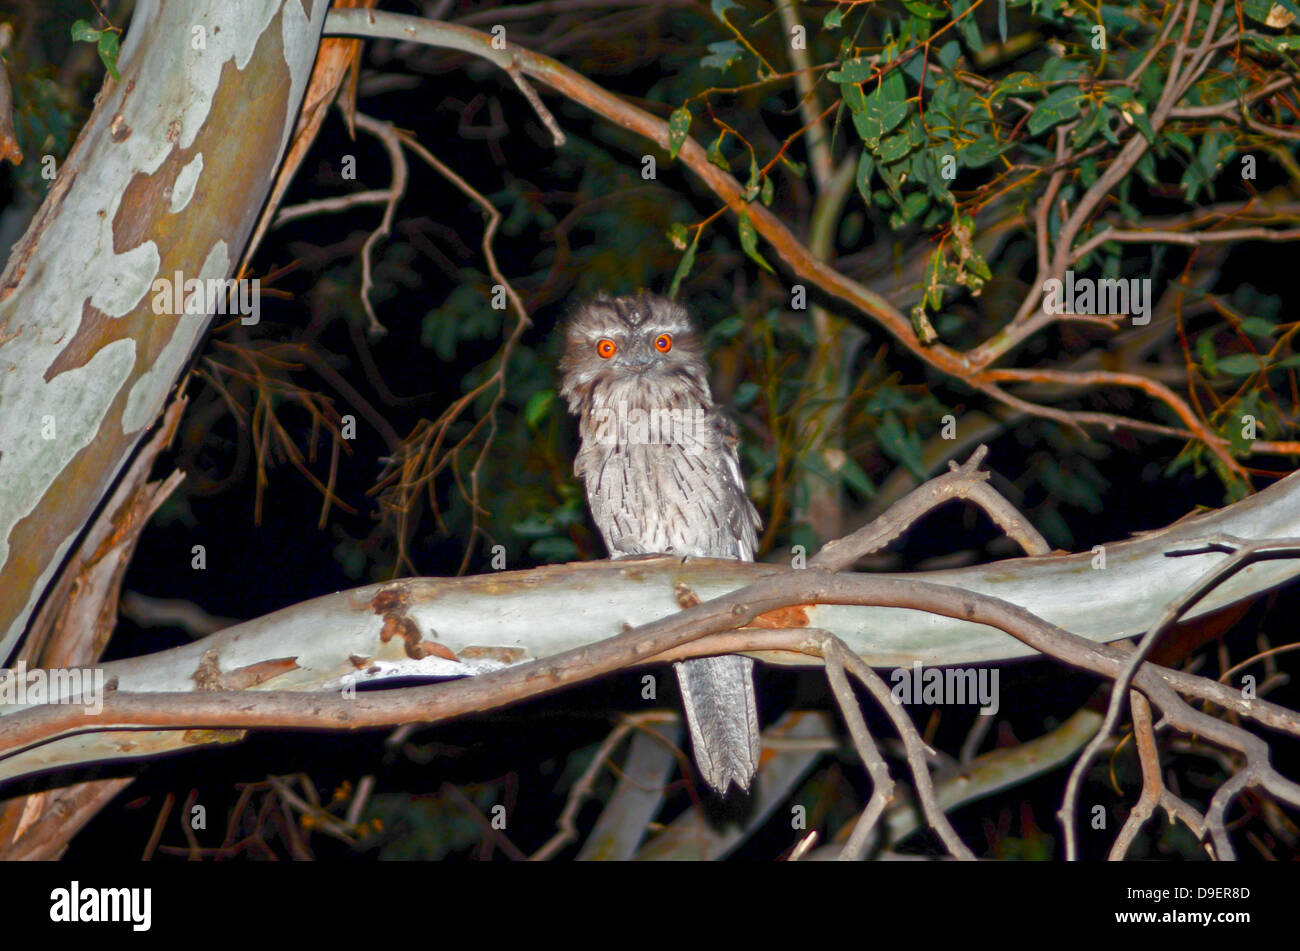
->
[{"left": 0, "top": 0, "right": 329, "bottom": 859}]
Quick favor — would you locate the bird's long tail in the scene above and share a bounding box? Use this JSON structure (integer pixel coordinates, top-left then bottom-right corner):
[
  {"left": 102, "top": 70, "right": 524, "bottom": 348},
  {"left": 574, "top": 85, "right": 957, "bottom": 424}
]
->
[{"left": 674, "top": 654, "right": 761, "bottom": 794}]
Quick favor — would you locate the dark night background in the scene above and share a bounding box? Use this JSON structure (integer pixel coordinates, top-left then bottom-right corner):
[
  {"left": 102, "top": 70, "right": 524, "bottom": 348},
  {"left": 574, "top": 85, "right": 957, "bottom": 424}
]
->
[{"left": 0, "top": 0, "right": 1297, "bottom": 860}]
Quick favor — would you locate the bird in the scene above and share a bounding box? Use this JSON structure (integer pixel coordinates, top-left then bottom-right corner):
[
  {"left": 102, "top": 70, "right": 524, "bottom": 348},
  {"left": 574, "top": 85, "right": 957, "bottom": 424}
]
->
[{"left": 559, "top": 291, "right": 763, "bottom": 794}]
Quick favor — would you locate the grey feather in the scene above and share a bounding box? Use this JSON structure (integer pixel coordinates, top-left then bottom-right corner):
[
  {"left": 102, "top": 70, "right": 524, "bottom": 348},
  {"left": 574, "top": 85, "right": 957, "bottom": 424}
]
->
[{"left": 560, "top": 291, "right": 762, "bottom": 794}]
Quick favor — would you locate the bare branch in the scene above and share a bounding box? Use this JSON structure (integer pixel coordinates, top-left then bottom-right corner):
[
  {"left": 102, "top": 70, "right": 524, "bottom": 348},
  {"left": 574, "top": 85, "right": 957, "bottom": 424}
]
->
[
  {"left": 1071, "top": 225, "right": 1300, "bottom": 264},
  {"left": 351, "top": 112, "right": 409, "bottom": 338},
  {"left": 811, "top": 445, "right": 1050, "bottom": 572},
  {"left": 1108, "top": 691, "right": 1208, "bottom": 860},
  {"left": 822, "top": 636, "right": 897, "bottom": 860}
]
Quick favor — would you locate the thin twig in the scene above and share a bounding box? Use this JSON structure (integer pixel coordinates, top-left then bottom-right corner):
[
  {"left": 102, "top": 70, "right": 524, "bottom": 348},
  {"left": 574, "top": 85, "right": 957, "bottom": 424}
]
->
[
  {"left": 352, "top": 112, "right": 409, "bottom": 338},
  {"left": 810, "top": 445, "right": 1051, "bottom": 572},
  {"left": 531, "top": 712, "right": 677, "bottom": 860},
  {"left": 1108, "top": 691, "right": 1208, "bottom": 859},
  {"left": 506, "top": 60, "right": 566, "bottom": 146},
  {"left": 823, "top": 637, "right": 896, "bottom": 860}
]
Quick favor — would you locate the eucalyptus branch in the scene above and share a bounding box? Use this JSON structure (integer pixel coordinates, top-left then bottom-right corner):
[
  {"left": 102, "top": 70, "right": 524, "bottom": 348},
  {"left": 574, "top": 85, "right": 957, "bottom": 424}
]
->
[{"left": 1059, "top": 533, "right": 1300, "bottom": 859}]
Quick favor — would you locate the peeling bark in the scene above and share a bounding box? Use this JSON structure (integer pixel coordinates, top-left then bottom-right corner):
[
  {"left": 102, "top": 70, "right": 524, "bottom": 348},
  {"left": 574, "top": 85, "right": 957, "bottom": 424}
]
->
[
  {"left": 0, "top": 0, "right": 330, "bottom": 862},
  {"left": 0, "top": 0, "right": 329, "bottom": 660}
]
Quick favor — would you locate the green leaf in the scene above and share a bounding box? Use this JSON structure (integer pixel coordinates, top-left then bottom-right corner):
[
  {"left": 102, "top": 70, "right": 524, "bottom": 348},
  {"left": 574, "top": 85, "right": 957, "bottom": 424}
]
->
[
  {"left": 524, "top": 389, "right": 555, "bottom": 429},
  {"left": 992, "top": 72, "right": 1043, "bottom": 101},
  {"left": 711, "top": 0, "right": 741, "bottom": 18},
  {"left": 745, "top": 152, "right": 761, "bottom": 200},
  {"left": 668, "top": 232, "right": 700, "bottom": 298},
  {"left": 1242, "top": 0, "right": 1299, "bottom": 28},
  {"left": 1197, "top": 131, "right": 1229, "bottom": 179},
  {"left": 1134, "top": 150, "right": 1157, "bottom": 185},
  {"left": 856, "top": 149, "right": 875, "bottom": 202},
  {"left": 1238, "top": 317, "right": 1277, "bottom": 338},
  {"left": 1180, "top": 160, "right": 1211, "bottom": 203},
  {"left": 875, "top": 131, "right": 914, "bottom": 162},
  {"left": 706, "top": 133, "right": 729, "bottom": 170},
  {"left": 1104, "top": 87, "right": 1155, "bottom": 142},
  {"left": 854, "top": 97, "right": 910, "bottom": 149},
  {"left": 882, "top": 62, "right": 907, "bottom": 102},
  {"left": 1216, "top": 353, "right": 1267, "bottom": 376},
  {"left": 1069, "top": 104, "right": 1107, "bottom": 149},
  {"left": 1231, "top": 284, "right": 1283, "bottom": 322},
  {"left": 1127, "top": 108, "right": 1155, "bottom": 144},
  {"left": 879, "top": 100, "right": 910, "bottom": 135},
  {"left": 668, "top": 106, "right": 692, "bottom": 160},
  {"left": 828, "top": 57, "right": 877, "bottom": 83},
  {"left": 97, "top": 31, "right": 121, "bottom": 82},
  {"left": 876, "top": 411, "right": 927, "bottom": 481},
  {"left": 1027, "top": 85, "right": 1085, "bottom": 135},
  {"left": 1245, "top": 30, "right": 1300, "bottom": 54},
  {"left": 901, "top": 0, "right": 947, "bottom": 18},
  {"left": 851, "top": 111, "right": 879, "bottom": 147},
  {"left": 70, "top": 19, "right": 102, "bottom": 43},
  {"left": 1196, "top": 334, "right": 1217, "bottom": 377},
  {"left": 760, "top": 173, "right": 774, "bottom": 206},
  {"left": 701, "top": 39, "right": 744, "bottom": 72},
  {"left": 952, "top": 0, "right": 983, "bottom": 50},
  {"left": 903, "top": 114, "right": 926, "bottom": 147},
  {"left": 824, "top": 6, "right": 844, "bottom": 29},
  {"left": 959, "top": 136, "right": 1002, "bottom": 167},
  {"left": 737, "top": 211, "right": 774, "bottom": 273},
  {"left": 1100, "top": 114, "right": 1121, "bottom": 145},
  {"left": 936, "top": 41, "right": 962, "bottom": 71},
  {"left": 667, "top": 222, "right": 690, "bottom": 250},
  {"left": 779, "top": 154, "right": 807, "bottom": 177},
  {"left": 876, "top": 157, "right": 904, "bottom": 199},
  {"left": 1079, "top": 156, "right": 1099, "bottom": 188},
  {"left": 836, "top": 455, "right": 877, "bottom": 498},
  {"left": 897, "top": 190, "right": 929, "bottom": 223},
  {"left": 841, "top": 82, "right": 868, "bottom": 113}
]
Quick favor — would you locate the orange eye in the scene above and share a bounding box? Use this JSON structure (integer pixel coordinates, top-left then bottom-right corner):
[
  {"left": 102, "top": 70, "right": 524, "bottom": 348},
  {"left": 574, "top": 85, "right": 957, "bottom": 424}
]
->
[
  {"left": 654, "top": 334, "right": 672, "bottom": 353},
  {"left": 596, "top": 338, "right": 617, "bottom": 359}
]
